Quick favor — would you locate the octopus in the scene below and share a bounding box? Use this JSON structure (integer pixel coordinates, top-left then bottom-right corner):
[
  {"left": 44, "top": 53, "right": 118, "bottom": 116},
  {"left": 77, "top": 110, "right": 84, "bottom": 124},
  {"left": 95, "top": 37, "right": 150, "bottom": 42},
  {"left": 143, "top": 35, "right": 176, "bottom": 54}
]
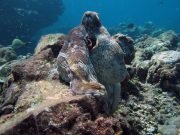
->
[{"left": 57, "top": 11, "right": 129, "bottom": 112}]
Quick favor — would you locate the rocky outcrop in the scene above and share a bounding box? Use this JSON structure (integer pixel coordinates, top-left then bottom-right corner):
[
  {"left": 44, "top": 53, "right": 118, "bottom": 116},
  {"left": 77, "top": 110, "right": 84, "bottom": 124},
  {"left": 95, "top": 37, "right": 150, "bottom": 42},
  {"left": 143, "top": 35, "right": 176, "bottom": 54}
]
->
[
  {"left": 119, "top": 81, "right": 180, "bottom": 135},
  {"left": 147, "top": 51, "right": 180, "bottom": 93},
  {"left": 108, "top": 22, "right": 164, "bottom": 39},
  {"left": 158, "top": 30, "right": 179, "bottom": 49},
  {"left": 35, "top": 34, "right": 66, "bottom": 55},
  {"left": 0, "top": 32, "right": 131, "bottom": 135},
  {"left": 0, "top": 47, "right": 17, "bottom": 66},
  {"left": 0, "top": 95, "right": 131, "bottom": 135},
  {"left": 132, "top": 30, "right": 179, "bottom": 82},
  {"left": 0, "top": 49, "right": 57, "bottom": 115}
]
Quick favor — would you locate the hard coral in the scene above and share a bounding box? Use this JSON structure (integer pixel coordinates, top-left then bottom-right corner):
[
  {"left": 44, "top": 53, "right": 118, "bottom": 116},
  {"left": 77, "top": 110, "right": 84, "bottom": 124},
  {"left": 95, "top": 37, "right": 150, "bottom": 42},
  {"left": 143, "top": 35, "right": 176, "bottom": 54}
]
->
[{"left": 147, "top": 51, "right": 180, "bottom": 94}]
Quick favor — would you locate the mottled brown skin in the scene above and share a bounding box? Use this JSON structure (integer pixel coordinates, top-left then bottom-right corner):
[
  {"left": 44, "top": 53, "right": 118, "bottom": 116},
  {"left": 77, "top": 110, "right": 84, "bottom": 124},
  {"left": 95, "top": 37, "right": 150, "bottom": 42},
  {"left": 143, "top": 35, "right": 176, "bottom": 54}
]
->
[
  {"left": 90, "top": 33, "right": 129, "bottom": 112},
  {"left": 57, "top": 23, "right": 105, "bottom": 95},
  {"left": 57, "top": 11, "right": 129, "bottom": 113}
]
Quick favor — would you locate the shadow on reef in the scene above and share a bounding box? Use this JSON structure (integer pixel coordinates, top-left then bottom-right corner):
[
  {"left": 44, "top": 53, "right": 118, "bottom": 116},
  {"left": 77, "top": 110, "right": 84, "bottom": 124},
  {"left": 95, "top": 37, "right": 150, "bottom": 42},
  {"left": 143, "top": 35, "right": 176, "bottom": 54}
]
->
[{"left": 0, "top": 13, "right": 179, "bottom": 135}]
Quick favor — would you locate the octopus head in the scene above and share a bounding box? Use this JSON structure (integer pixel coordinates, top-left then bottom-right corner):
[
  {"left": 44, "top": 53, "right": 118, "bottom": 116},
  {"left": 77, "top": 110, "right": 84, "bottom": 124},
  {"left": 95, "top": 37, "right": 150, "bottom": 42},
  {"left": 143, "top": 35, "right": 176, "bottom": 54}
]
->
[{"left": 81, "top": 11, "right": 102, "bottom": 31}]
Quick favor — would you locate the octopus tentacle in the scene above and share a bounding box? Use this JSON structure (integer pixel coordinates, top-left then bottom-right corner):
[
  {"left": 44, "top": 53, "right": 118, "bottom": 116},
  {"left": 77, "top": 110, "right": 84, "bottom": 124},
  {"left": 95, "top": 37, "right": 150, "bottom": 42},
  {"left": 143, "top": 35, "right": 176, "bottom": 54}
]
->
[{"left": 57, "top": 25, "right": 105, "bottom": 96}]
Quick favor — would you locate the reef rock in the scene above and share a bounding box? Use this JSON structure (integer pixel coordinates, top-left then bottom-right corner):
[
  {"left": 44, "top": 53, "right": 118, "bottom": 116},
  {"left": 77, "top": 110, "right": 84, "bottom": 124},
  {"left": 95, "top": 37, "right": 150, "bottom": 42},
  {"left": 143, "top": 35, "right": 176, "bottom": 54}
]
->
[
  {"left": 0, "top": 21, "right": 131, "bottom": 134},
  {"left": 108, "top": 22, "right": 164, "bottom": 39},
  {"left": 158, "top": 30, "right": 179, "bottom": 48},
  {"left": 35, "top": 33, "right": 66, "bottom": 55},
  {"left": 0, "top": 60, "right": 20, "bottom": 81},
  {"left": 134, "top": 30, "right": 178, "bottom": 54},
  {"left": 147, "top": 51, "right": 180, "bottom": 94},
  {"left": 0, "top": 47, "right": 17, "bottom": 66},
  {"left": 0, "top": 32, "right": 68, "bottom": 116},
  {"left": 132, "top": 30, "right": 179, "bottom": 82},
  {"left": 135, "top": 36, "right": 170, "bottom": 55},
  {"left": 0, "top": 95, "right": 130, "bottom": 135}
]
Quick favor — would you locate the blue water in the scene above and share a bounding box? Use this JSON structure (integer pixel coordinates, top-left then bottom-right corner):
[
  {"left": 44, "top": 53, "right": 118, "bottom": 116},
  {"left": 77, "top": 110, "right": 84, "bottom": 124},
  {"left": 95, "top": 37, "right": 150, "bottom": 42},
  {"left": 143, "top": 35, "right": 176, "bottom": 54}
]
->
[
  {"left": 56, "top": 0, "right": 180, "bottom": 32},
  {"left": 1, "top": 0, "right": 179, "bottom": 47}
]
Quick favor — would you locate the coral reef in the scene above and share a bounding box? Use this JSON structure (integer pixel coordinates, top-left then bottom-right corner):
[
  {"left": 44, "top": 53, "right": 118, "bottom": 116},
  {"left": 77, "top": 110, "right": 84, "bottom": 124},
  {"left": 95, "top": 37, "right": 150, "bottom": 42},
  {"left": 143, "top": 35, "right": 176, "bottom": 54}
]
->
[
  {"left": 0, "top": 47, "right": 17, "bottom": 66},
  {"left": 118, "top": 81, "right": 180, "bottom": 135},
  {"left": 110, "top": 25, "right": 179, "bottom": 134},
  {"left": 0, "top": 12, "right": 179, "bottom": 135},
  {"left": 0, "top": 30, "right": 130, "bottom": 135},
  {"left": 0, "top": 0, "right": 64, "bottom": 45},
  {"left": 108, "top": 22, "right": 164, "bottom": 39},
  {"left": 147, "top": 51, "right": 180, "bottom": 93},
  {"left": 132, "top": 30, "right": 179, "bottom": 82},
  {"left": 0, "top": 95, "right": 130, "bottom": 135},
  {"left": 35, "top": 34, "right": 66, "bottom": 55}
]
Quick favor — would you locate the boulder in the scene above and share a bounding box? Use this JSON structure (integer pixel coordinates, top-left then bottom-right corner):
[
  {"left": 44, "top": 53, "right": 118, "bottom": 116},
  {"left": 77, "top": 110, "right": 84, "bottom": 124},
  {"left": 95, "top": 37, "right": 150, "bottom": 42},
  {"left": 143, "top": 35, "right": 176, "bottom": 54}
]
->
[
  {"left": 112, "top": 33, "right": 134, "bottom": 64},
  {"left": 108, "top": 22, "right": 164, "bottom": 40},
  {"left": 34, "top": 33, "right": 66, "bottom": 56},
  {"left": 0, "top": 95, "right": 130, "bottom": 135},
  {"left": 158, "top": 30, "right": 179, "bottom": 49},
  {"left": 147, "top": 51, "right": 180, "bottom": 94},
  {"left": 132, "top": 30, "right": 179, "bottom": 82},
  {"left": 0, "top": 47, "right": 17, "bottom": 66},
  {"left": 134, "top": 30, "right": 178, "bottom": 60},
  {"left": 135, "top": 36, "right": 171, "bottom": 54},
  {"left": 0, "top": 33, "right": 66, "bottom": 115}
]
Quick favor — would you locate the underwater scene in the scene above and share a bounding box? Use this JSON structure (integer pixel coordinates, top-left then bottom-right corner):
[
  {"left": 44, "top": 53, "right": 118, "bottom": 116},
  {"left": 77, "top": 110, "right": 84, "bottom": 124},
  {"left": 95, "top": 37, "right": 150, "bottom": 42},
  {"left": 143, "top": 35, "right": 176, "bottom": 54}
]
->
[{"left": 0, "top": 0, "right": 179, "bottom": 135}]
